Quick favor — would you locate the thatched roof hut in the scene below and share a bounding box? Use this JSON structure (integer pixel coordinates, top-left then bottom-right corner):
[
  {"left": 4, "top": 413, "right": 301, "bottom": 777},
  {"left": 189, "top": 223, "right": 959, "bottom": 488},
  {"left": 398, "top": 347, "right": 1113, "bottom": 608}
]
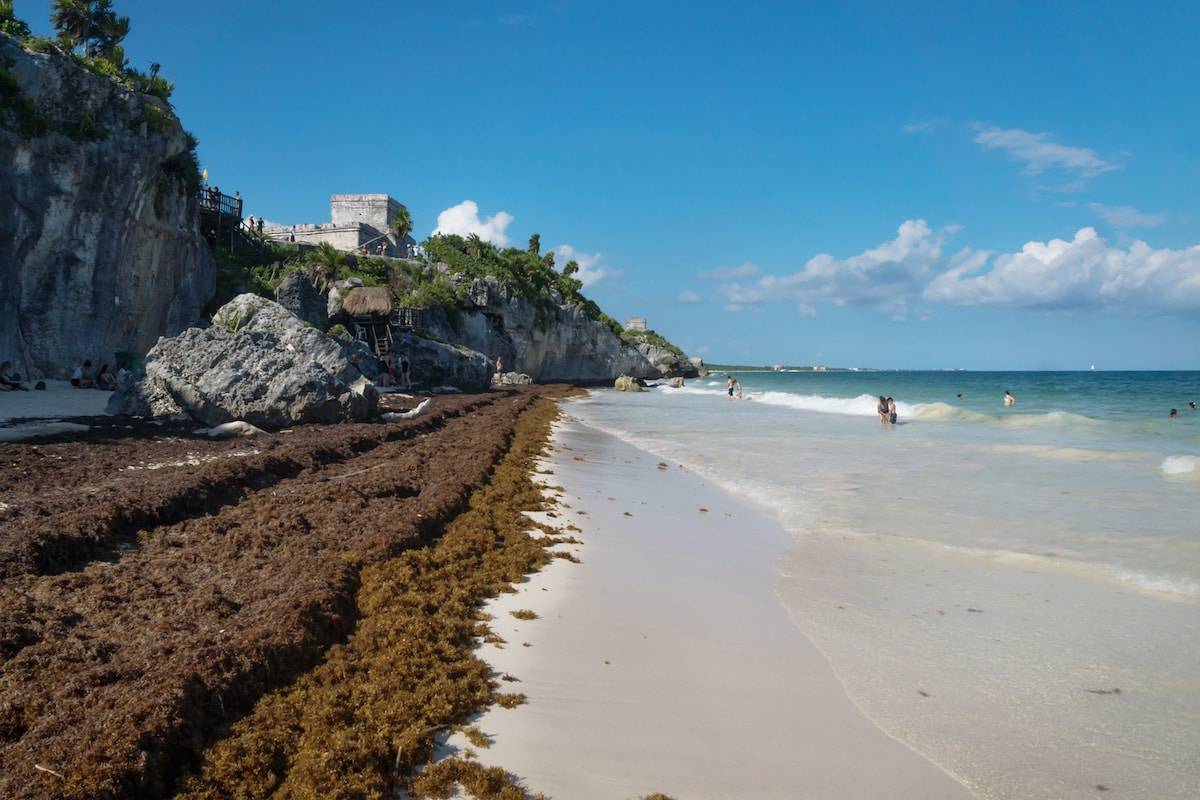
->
[{"left": 342, "top": 286, "right": 394, "bottom": 317}]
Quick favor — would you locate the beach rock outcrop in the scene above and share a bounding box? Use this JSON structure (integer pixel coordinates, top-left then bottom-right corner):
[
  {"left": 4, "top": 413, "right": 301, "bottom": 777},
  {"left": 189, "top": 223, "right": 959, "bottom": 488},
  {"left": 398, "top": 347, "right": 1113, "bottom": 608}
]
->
[
  {"left": 493, "top": 371, "right": 533, "bottom": 385},
  {"left": 633, "top": 340, "right": 700, "bottom": 379},
  {"left": 668, "top": 377, "right": 685, "bottom": 388},
  {"left": 274, "top": 270, "right": 327, "bottom": 330},
  {"left": 392, "top": 331, "right": 492, "bottom": 391},
  {"left": 0, "top": 35, "right": 215, "bottom": 379},
  {"left": 614, "top": 375, "right": 643, "bottom": 392},
  {"left": 108, "top": 294, "right": 378, "bottom": 427},
  {"left": 423, "top": 276, "right": 659, "bottom": 383}
]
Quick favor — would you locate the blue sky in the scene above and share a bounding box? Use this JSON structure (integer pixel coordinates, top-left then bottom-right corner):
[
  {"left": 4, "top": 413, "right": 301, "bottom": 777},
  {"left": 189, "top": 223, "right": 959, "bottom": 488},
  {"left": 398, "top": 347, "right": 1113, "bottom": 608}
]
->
[{"left": 20, "top": 1, "right": 1200, "bottom": 368}]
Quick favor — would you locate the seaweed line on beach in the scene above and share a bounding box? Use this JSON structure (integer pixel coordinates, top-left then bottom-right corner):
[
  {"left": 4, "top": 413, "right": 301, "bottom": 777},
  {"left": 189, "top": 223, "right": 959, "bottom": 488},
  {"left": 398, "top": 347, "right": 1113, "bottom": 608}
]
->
[{"left": 173, "top": 396, "right": 572, "bottom": 800}]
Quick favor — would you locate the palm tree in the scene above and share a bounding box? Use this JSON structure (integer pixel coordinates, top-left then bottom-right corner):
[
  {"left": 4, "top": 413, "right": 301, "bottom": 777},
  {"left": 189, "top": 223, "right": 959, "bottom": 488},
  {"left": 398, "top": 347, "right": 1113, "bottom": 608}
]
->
[
  {"left": 563, "top": 259, "right": 579, "bottom": 277},
  {"left": 465, "top": 233, "right": 483, "bottom": 259},
  {"left": 527, "top": 233, "right": 540, "bottom": 255},
  {"left": 305, "top": 242, "right": 344, "bottom": 290},
  {"left": 50, "top": 0, "right": 127, "bottom": 57},
  {"left": 390, "top": 206, "right": 413, "bottom": 241}
]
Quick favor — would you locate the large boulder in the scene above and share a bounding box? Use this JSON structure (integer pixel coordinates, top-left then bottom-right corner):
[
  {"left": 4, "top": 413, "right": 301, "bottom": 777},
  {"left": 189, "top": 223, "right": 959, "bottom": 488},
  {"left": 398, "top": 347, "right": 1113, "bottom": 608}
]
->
[
  {"left": 274, "top": 270, "right": 327, "bottom": 330},
  {"left": 493, "top": 371, "right": 533, "bottom": 386},
  {"left": 0, "top": 36, "right": 215, "bottom": 379},
  {"left": 108, "top": 294, "right": 378, "bottom": 427},
  {"left": 634, "top": 341, "right": 700, "bottom": 379},
  {"left": 614, "top": 375, "right": 644, "bottom": 392},
  {"left": 393, "top": 332, "right": 492, "bottom": 391}
]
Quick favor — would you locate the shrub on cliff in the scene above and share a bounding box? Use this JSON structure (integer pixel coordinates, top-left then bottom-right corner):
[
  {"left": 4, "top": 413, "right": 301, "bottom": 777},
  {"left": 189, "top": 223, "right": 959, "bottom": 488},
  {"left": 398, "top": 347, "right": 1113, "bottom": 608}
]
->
[{"left": 0, "top": 0, "right": 31, "bottom": 38}]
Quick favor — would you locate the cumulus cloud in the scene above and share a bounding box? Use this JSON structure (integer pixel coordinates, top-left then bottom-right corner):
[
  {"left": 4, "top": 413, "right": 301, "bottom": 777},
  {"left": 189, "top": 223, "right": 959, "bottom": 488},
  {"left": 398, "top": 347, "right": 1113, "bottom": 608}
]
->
[
  {"left": 714, "top": 221, "right": 1200, "bottom": 319},
  {"left": 432, "top": 200, "right": 514, "bottom": 246},
  {"left": 924, "top": 227, "right": 1200, "bottom": 314},
  {"left": 697, "top": 262, "right": 762, "bottom": 281},
  {"left": 717, "top": 220, "right": 953, "bottom": 319},
  {"left": 677, "top": 290, "right": 702, "bottom": 303},
  {"left": 1086, "top": 203, "right": 1167, "bottom": 229},
  {"left": 553, "top": 244, "right": 613, "bottom": 288},
  {"left": 973, "top": 125, "right": 1117, "bottom": 178}
]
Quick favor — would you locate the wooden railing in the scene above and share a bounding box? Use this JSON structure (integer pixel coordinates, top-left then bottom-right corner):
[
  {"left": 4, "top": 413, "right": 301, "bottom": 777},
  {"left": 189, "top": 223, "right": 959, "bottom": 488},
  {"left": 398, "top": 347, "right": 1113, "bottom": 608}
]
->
[
  {"left": 198, "top": 186, "right": 243, "bottom": 219},
  {"left": 390, "top": 307, "right": 425, "bottom": 330}
]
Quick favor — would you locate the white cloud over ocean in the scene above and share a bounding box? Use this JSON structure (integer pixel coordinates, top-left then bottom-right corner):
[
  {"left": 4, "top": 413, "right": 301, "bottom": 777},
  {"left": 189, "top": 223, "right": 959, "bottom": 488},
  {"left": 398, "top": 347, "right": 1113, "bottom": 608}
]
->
[
  {"left": 710, "top": 221, "right": 1200, "bottom": 318},
  {"left": 432, "top": 200, "right": 514, "bottom": 246},
  {"left": 1086, "top": 203, "right": 1167, "bottom": 229}
]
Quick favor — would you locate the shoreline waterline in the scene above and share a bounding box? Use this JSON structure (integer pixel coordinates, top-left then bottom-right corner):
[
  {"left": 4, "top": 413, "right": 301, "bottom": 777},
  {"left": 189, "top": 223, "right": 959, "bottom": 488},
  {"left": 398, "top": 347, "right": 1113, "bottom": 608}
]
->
[
  {"left": 566, "top": 381, "right": 1200, "bottom": 799},
  {"left": 451, "top": 413, "right": 974, "bottom": 799}
]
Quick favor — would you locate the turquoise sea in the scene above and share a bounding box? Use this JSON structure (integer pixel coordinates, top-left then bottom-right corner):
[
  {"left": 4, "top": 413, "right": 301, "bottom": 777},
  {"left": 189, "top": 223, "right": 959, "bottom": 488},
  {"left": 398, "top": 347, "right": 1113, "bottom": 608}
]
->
[{"left": 568, "top": 370, "right": 1200, "bottom": 799}]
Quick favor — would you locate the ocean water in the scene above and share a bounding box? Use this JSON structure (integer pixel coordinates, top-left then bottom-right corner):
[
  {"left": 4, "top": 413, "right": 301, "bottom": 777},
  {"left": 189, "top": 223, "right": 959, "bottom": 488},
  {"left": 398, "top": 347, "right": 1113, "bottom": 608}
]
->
[{"left": 567, "top": 371, "right": 1200, "bottom": 799}]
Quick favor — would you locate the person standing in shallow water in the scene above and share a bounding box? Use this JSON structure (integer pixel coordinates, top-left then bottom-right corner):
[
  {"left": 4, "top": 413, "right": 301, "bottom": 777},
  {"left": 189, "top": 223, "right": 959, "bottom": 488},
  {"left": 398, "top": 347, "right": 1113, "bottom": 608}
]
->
[
  {"left": 878, "top": 395, "right": 889, "bottom": 423},
  {"left": 1004, "top": 389, "right": 1016, "bottom": 407},
  {"left": 726, "top": 377, "right": 735, "bottom": 399},
  {"left": 887, "top": 396, "right": 898, "bottom": 424}
]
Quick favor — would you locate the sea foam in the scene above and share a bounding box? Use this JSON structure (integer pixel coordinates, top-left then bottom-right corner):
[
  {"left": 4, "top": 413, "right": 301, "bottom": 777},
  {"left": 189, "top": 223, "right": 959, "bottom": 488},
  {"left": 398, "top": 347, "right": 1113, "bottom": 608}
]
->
[{"left": 1161, "top": 455, "right": 1200, "bottom": 476}]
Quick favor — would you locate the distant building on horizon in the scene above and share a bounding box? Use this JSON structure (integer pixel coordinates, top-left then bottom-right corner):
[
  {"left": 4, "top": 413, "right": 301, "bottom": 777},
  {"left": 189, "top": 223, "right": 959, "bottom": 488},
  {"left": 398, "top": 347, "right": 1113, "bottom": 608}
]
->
[
  {"left": 264, "top": 194, "right": 415, "bottom": 257},
  {"left": 625, "top": 316, "right": 647, "bottom": 331}
]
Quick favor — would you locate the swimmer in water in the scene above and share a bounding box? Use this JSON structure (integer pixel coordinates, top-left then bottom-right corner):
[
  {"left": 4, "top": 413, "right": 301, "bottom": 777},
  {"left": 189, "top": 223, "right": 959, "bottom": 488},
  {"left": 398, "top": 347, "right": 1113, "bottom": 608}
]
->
[
  {"left": 1004, "top": 390, "right": 1016, "bottom": 407},
  {"left": 956, "top": 393, "right": 963, "bottom": 399},
  {"left": 1169, "top": 408, "right": 1178, "bottom": 418},
  {"left": 1189, "top": 401, "right": 1197, "bottom": 411}
]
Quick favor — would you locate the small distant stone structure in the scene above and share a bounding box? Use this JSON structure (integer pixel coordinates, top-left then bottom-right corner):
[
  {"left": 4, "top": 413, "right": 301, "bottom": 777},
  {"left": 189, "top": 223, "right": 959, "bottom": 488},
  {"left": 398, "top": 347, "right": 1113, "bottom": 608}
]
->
[
  {"left": 625, "top": 316, "right": 647, "bottom": 332},
  {"left": 264, "top": 194, "right": 416, "bottom": 257}
]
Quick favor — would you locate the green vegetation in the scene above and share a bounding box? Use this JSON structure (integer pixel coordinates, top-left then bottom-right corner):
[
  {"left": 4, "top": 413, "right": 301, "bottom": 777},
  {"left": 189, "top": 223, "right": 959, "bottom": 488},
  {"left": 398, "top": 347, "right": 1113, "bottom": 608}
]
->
[
  {"left": 622, "top": 327, "right": 688, "bottom": 360},
  {"left": 0, "top": 0, "right": 31, "bottom": 38}
]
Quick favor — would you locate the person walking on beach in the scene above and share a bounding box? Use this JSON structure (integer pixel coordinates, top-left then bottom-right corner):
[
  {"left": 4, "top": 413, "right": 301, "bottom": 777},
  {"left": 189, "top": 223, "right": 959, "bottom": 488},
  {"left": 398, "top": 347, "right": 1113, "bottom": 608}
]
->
[{"left": 1004, "top": 389, "right": 1016, "bottom": 407}]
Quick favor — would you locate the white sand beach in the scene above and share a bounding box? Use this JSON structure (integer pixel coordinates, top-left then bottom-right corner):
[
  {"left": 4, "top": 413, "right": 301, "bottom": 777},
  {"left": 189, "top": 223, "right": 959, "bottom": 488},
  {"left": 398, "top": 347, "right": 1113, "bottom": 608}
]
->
[
  {"left": 0, "top": 381, "right": 110, "bottom": 440},
  {"left": 443, "top": 415, "right": 973, "bottom": 799}
]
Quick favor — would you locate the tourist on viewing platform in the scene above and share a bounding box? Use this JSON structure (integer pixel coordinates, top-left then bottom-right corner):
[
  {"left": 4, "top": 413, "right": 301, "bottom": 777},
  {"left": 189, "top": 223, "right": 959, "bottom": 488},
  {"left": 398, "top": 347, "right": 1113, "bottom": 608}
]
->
[
  {"left": 257, "top": 217, "right": 264, "bottom": 235},
  {"left": 0, "top": 361, "right": 27, "bottom": 391}
]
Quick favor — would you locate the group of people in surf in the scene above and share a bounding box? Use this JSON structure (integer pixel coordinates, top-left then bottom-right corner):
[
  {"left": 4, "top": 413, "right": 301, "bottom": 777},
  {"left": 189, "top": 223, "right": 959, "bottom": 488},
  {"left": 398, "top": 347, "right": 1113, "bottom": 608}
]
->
[
  {"left": 877, "top": 396, "right": 898, "bottom": 424},
  {"left": 725, "top": 376, "right": 744, "bottom": 400}
]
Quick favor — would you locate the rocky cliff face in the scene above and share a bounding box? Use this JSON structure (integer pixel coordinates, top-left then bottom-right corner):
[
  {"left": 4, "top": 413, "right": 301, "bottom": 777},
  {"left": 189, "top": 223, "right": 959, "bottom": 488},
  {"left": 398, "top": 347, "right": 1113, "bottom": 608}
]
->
[
  {"left": 0, "top": 35, "right": 214, "bottom": 378},
  {"left": 423, "top": 276, "right": 660, "bottom": 383}
]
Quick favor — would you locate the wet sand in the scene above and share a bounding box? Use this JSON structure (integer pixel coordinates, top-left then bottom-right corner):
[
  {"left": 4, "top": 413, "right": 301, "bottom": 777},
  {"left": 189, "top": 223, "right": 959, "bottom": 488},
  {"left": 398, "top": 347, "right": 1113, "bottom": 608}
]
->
[{"left": 446, "top": 415, "right": 974, "bottom": 799}]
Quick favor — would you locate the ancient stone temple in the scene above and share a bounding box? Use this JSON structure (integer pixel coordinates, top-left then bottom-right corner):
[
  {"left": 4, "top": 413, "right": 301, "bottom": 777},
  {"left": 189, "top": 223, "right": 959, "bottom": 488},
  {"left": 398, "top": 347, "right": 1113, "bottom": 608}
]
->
[{"left": 264, "top": 194, "right": 416, "bottom": 257}]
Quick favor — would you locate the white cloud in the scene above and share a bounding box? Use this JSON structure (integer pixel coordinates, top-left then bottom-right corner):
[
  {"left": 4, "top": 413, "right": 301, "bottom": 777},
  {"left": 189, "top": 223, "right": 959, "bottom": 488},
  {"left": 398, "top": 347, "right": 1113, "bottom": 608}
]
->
[
  {"left": 499, "top": 13, "right": 536, "bottom": 26},
  {"left": 716, "top": 220, "right": 952, "bottom": 319},
  {"left": 973, "top": 125, "right": 1117, "bottom": 178},
  {"left": 677, "top": 290, "right": 702, "bottom": 303},
  {"left": 553, "top": 244, "right": 612, "bottom": 288},
  {"left": 797, "top": 303, "right": 817, "bottom": 317},
  {"left": 1086, "top": 203, "right": 1167, "bottom": 229},
  {"left": 714, "top": 221, "right": 1200, "bottom": 319},
  {"left": 902, "top": 120, "right": 937, "bottom": 134},
  {"left": 924, "top": 227, "right": 1200, "bottom": 314},
  {"left": 697, "top": 262, "right": 762, "bottom": 281},
  {"left": 432, "top": 200, "right": 514, "bottom": 246}
]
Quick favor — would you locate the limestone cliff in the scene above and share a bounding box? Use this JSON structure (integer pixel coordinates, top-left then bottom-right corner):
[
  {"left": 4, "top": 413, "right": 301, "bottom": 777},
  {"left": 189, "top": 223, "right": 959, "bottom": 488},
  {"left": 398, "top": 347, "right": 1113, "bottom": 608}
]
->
[
  {"left": 0, "top": 34, "right": 214, "bottom": 378},
  {"left": 422, "top": 276, "right": 660, "bottom": 383}
]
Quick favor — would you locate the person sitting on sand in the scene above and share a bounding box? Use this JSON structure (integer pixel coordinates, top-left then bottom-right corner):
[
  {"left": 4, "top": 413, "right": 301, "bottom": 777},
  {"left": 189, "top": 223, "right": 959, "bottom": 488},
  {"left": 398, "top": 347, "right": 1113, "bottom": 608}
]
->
[
  {"left": 1004, "top": 389, "right": 1016, "bottom": 407},
  {"left": 877, "top": 395, "right": 889, "bottom": 423},
  {"left": 887, "top": 396, "right": 898, "bottom": 424},
  {"left": 71, "top": 360, "right": 96, "bottom": 389},
  {"left": 96, "top": 364, "right": 117, "bottom": 391},
  {"left": 0, "top": 361, "right": 27, "bottom": 391}
]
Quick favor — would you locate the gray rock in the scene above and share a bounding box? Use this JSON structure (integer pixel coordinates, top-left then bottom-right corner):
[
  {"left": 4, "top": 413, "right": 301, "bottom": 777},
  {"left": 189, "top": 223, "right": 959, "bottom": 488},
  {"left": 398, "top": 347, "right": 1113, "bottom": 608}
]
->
[
  {"left": 635, "top": 342, "right": 700, "bottom": 379},
  {"left": 0, "top": 36, "right": 215, "bottom": 379},
  {"left": 108, "top": 294, "right": 378, "bottom": 427},
  {"left": 493, "top": 371, "right": 533, "bottom": 385},
  {"left": 274, "top": 271, "right": 327, "bottom": 330},
  {"left": 393, "top": 332, "right": 492, "bottom": 391},
  {"left": 668, "top": 377, "right": 685, "bottom": 388},
  {"left": 423, "top": 276, "right": 660, "bottom": 383}
]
